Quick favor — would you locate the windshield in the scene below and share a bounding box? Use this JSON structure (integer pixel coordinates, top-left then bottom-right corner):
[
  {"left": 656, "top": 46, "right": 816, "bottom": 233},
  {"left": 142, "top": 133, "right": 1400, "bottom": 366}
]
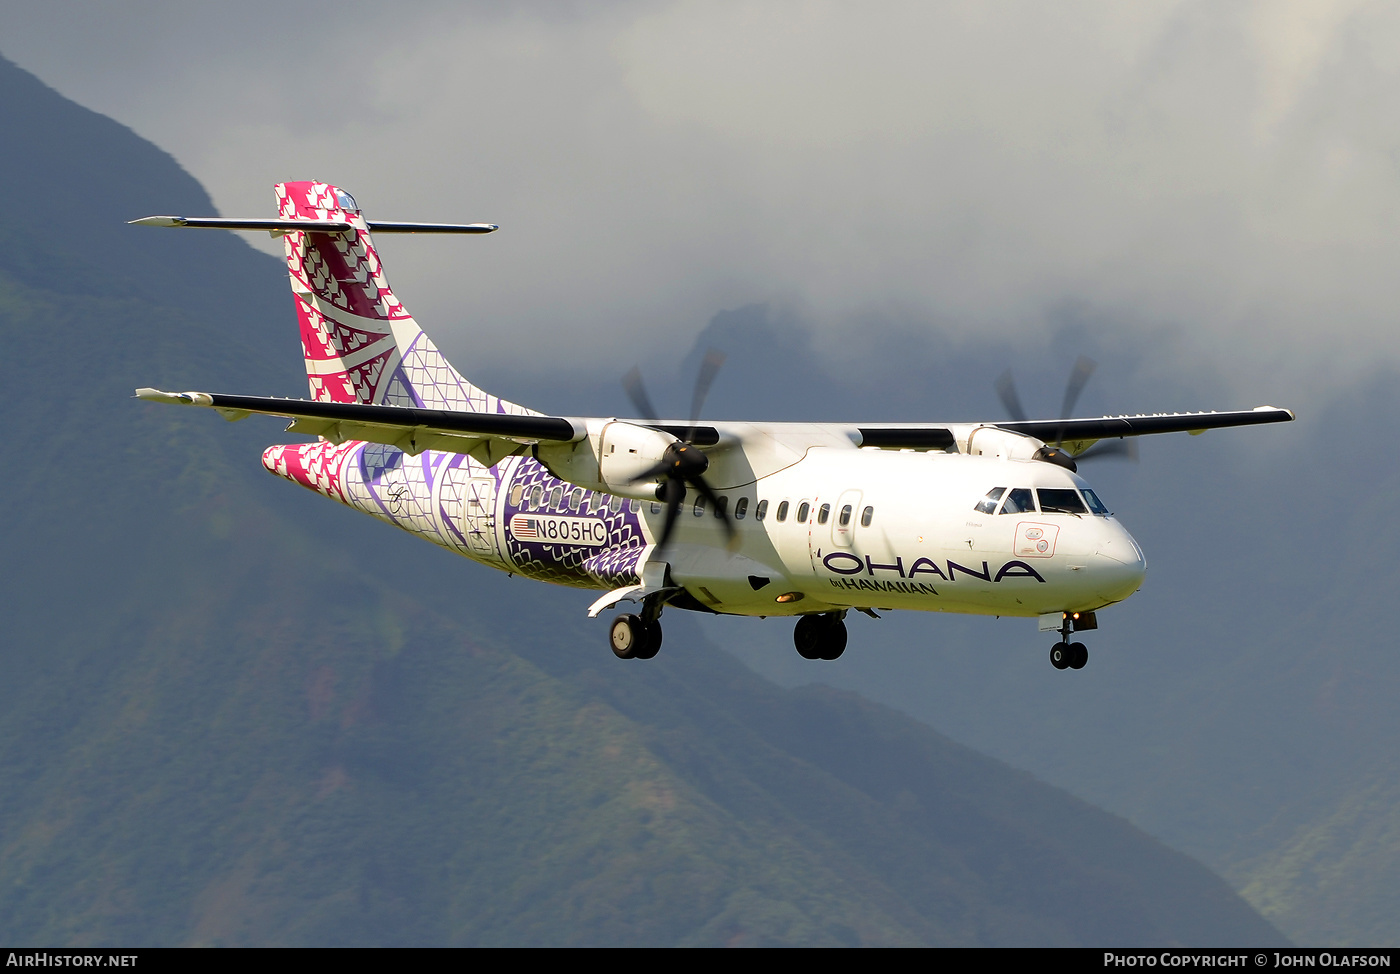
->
[
  {"left": 1037, "top": 488, "right": 1087, "bottom": 514},
  {"left": 1082, "top": 488, "right": 1111, "bottom": 516}
]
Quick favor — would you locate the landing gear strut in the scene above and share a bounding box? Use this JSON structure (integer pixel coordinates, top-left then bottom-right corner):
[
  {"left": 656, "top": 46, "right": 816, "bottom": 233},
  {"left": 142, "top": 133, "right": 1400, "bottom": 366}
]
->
[
  {"left": 1049, "top": 616, "right": 1089, "bottom": 670},
  {"left": 610, "top": 592, "right": 667, "bottom": 660},
  {"left": 794, "top": 612, "right": 848, "bottom": 661}
]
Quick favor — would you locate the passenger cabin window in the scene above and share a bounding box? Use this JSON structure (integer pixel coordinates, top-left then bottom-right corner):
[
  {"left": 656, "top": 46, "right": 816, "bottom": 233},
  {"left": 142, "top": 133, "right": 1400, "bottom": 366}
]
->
[
  {"left": 796, "top": 501, "right": 811, "bottom": 523},
  {"left": 839, "top": 504, "right": 852, "bottom": 527},
  {"left": 1082, "top": 489, "right": 1109, "bottom": 515},
  {"left": 817, "top": 503, "right": 831, "bottom": 525},
  {"left": 734, "top": 497, "right": 749, "bottom": 519},
  {"left": 755, "top": 499, "right": 769, "bottom": 521},
  {"left": 650, "top": 501, "right": 662, "bottom": 515},
  {"left": 629, "top": 498, "right": 641, "bottom": 513},
  {"left": 549, "top": 486, "right": 563, "bottom": 509},
  {"left": 529, "top": 485, "right": 544, "bottom": 509},
  {"left": 776, "top": 501, "right": 789, "bottom": 522},
  {"left": 714, "top": 496, "right": 728, "bottom": 519},
  {"left": 1037, "top": 488, "right": 1087, "bottom": 514},
  {"left": 509, "top": 485, "right": 524, "bottom": 507},
  {"left": 694, "top": 495, "right": 706, "bottom": 516},
  {"left": 568, "top": 488, "right": 582, "bottom": 510},
  {"left": 609, "top": 494, "right": 623, "bottom": 514},
  {"left": 861, "top": 506, "right": 874, "bottom": 527},
  {"left": 998, "top": 488, "right": 1036, "bottom": 514},
  {"left": 974, "top": 487, "right": 1005, "bottom": 515}
]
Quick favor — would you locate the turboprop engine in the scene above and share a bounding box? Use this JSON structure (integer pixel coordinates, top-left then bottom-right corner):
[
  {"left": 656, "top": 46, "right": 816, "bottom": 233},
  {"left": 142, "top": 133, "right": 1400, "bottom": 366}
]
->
[{"left": 533, "top": 420, "right": 677, "bottom": 500}]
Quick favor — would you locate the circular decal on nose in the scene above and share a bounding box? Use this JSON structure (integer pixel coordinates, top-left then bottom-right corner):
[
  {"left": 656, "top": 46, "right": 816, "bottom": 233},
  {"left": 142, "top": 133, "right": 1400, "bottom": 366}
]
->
[
  {"left": 1025, "top": 527, "right": 1043, "bottom": 540},
  {"left": 1036, "top": 539, "right": 1049, "bottom": 552}
]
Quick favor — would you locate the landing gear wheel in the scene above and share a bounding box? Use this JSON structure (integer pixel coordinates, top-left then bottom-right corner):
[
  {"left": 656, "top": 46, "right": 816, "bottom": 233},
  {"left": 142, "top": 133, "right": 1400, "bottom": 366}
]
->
[
  {"left": 1050, "top": 642, "right": 1072, "bottom": 670},
  {"left": 818, "top": 620, "right": 848, "bottom": 661},
  {"left": 611, "top": 614, "right": 644, "bottom": 659},
  {"left": 794, "top": 615, "right": 848, "bottom": 661},
  {"left": 1068, "top": 641, "right": 1088, "bottom": 669},
  {"left": 635, "top": 622, "right": 663, "bottom": 660},
  {"left": 794, "top": 615, "right": 824, "bottom": 660}
]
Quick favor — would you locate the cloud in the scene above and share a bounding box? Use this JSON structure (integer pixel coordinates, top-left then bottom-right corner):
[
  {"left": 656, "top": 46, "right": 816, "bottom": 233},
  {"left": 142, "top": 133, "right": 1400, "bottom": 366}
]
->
[{"left": 2, "top": 0, "right": 1397, "bottom": 404}]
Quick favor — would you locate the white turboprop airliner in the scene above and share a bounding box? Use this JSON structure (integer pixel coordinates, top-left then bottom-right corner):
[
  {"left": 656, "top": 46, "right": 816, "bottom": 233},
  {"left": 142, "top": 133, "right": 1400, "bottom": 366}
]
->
[{"left": 133, "top": 182, "right": 1293, "bottom": 669}]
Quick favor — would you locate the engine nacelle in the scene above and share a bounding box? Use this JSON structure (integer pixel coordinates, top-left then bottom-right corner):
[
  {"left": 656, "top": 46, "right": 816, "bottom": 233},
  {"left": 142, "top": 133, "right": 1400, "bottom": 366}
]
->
[
  {"left": 964, "top": 426, "right": 1046, "bottom": 462},
  {"left": 533, "top": 420, "right": 678, "bottom": 501}
]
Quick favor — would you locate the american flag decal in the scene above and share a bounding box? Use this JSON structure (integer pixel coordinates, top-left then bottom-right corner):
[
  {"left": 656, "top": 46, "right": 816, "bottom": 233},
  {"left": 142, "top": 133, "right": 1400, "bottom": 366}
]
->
[{"left": 511, "top": 515, "right": 539, "bottom": 539}]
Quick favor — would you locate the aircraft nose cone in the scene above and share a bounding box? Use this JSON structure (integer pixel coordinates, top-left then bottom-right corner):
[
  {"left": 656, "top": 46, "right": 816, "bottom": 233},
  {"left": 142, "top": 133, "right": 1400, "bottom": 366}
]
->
[{"left": 1093, "top": 533, "right": 1147, "bottom": 602}]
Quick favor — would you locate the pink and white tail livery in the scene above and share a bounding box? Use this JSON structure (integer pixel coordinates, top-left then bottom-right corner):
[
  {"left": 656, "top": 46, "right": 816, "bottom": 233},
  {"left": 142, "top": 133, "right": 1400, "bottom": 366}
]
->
[{"left": 277, "top": 181, "right": 531, "bottom": 416}]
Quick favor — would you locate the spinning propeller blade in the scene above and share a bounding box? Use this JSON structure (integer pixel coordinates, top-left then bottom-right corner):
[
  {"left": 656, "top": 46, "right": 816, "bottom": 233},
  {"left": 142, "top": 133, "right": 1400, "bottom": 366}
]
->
[
  {"left": 620, "top": 348, "right": 737, "bottom": 555},
  {"left": 995, "top": 369, "right": 1028, "bottom": 423},
  {"left": 995, "top": 356, "right": 1137, "bottom": 465},
  {"left": 621, "top": 366, "right": 660, "bottom": 422}
]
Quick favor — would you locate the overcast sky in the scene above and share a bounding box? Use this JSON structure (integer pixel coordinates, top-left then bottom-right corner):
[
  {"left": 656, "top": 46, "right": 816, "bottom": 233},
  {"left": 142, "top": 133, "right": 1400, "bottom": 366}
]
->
[{"left": 2, "top": 0, "right": 1396, "bottom": 405}]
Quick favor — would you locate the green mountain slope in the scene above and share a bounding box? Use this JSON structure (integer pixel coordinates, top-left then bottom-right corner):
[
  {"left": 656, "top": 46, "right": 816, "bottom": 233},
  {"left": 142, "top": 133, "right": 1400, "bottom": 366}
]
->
[
  {"left": 1230, "top": 757, "right": 1400, "bottom": 948},
  {"left": 0, "top": 54, "right": 1283, "bottom": 946}
]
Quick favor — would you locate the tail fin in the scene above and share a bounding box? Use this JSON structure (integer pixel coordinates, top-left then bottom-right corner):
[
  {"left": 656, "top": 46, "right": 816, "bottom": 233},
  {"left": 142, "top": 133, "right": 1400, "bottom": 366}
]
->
[{"left": 276, "top": 181, "right": 530, "bottom": 415}]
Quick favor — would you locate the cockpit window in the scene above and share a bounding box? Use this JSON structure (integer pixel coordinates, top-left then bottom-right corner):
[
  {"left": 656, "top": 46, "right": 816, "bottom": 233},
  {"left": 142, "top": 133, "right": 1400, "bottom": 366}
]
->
[
  {"left": 1037, "top": 488, "right": 1087, "bottom": 514},
  {"left": 1082, "top": 488, "right": 1110, "bottom": 516},
  {"left": 335, "top": 190, "right": 359, "bottom": 212},
  {"left": 974, "top": 487, "right": 1005, "bottom": 515},
  {"left": 998, "top": 488, "right": 1036, "bottom": 514}
]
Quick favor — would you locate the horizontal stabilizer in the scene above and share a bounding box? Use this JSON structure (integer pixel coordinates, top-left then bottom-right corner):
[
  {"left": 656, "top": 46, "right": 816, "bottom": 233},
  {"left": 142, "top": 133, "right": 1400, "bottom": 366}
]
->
[{"left": 129, "top": 216, "right": 498, "bottom": 234}]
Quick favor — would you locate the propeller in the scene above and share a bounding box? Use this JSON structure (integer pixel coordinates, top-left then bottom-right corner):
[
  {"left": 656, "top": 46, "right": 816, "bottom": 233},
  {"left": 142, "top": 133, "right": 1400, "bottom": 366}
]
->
[
  {"left": 997, "top": 356, "right": 1138, "bottom": 466},
  {"left": 621, "top": 349, "right": 737, "bottom": 555}
]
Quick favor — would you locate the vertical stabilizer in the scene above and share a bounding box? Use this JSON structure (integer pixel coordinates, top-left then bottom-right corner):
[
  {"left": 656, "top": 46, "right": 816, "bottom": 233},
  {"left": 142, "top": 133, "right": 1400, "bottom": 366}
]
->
[{"left": 276, "top": 181, "right": 531, "bottom": 415}]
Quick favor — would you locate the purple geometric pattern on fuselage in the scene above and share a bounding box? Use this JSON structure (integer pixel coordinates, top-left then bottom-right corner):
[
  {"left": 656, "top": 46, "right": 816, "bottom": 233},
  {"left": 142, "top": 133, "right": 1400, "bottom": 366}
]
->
[{"left": 499, "top": 457, "right": 646, "bottom": 589}]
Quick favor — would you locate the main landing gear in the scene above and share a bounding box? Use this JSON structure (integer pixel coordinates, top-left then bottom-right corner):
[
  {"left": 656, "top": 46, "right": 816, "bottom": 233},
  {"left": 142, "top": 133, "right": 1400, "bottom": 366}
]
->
[
  {"left": 610, "top": 614, "right": 662, "bottom": 659},
  {"left": 794, "top": 612, "right": 848, "bottom": 661},
  {"left": 610, "top": 591, "right": 668, "bottom": 660}
]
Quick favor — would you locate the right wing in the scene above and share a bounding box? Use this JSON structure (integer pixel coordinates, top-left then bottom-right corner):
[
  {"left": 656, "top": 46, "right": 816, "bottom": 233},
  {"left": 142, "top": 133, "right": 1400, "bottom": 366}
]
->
[{"left": 136, "top": 388, "right": 581, "bottom": 466}]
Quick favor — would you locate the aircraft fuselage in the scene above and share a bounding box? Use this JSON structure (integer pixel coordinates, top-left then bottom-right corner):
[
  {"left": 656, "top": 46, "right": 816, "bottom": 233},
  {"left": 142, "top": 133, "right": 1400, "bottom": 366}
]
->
[{"left": 263, "top": 429, "right": 1147, "bottom": 621}]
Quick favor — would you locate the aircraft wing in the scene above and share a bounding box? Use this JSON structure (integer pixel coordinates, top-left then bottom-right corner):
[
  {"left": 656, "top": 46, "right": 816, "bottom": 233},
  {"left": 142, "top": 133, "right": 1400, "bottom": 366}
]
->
[
  {"left": 129, "top": 216, "right": 499, "bottom": 234},
  {"left": 135, "top": 388, "right": 581, "bottom": 466},
  {"left": 855, "top": 406, "right": 1294, "bottom": 454}
]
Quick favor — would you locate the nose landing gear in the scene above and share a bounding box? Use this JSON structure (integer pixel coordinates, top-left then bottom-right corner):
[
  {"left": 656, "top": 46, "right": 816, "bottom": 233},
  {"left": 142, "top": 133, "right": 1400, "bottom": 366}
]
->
[
  {"left": 1050, "top": 640, "right": 1088, "bottom": 669},
  {"left": 1049, "top": 613, "right": 1090, "bottom": 670},
  {"left": 794, "top": 612, "right": 848, "bottom": 661}
]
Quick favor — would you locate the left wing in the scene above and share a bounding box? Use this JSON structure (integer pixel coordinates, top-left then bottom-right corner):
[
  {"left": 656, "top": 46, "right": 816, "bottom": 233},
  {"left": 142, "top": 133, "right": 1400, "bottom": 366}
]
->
[{"left": 854, "top": 406, "right": 1294, "bottom": 454}]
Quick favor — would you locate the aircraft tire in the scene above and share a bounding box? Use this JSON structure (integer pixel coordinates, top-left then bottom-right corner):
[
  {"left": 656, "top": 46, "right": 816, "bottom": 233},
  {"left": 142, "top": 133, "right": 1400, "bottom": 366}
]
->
[
  {"left": 793, "top": 615, "right": 825, "bottom": 660},
  {"left": 635, "top": 622, "right": 663, "bottom": 660},
  {"left": 818, "top": 619, "right": 848, "bottom": 661},
  {"left": 1050, "top": 642, "right": 1072, "bottom": 669},
  {"left": 1069, "top": 641, "right": 1088, "bottom": 669},
  {"left": 611, "top": 614, "right": 643, "bottom": 659}
]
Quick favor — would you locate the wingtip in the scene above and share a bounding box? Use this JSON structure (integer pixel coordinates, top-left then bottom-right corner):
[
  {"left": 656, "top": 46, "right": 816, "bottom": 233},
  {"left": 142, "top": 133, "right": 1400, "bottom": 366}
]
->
[{"left": 134, "top": 387, "right": 211, "bottom": 405}]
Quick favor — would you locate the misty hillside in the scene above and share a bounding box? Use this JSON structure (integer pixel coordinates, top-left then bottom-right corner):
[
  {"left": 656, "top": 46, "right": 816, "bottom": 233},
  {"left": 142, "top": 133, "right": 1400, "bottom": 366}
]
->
[{"left": 0, "top": 56, "right": 1285, "bottom": 947}]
